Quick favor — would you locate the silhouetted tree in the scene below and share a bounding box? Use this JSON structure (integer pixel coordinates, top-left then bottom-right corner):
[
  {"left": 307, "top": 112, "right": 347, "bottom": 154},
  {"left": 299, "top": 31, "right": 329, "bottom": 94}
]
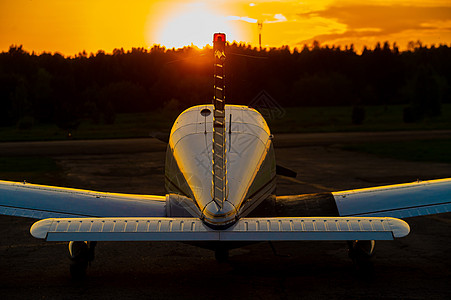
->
[{"left": 0, "top": 42, "right": 450, "bottom": 128}]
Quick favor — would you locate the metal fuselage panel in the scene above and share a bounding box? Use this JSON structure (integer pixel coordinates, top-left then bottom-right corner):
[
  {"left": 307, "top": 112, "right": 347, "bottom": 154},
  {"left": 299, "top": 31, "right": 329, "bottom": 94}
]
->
[{"left": 165, "top": 105, "right": 276, "bottom": 228}]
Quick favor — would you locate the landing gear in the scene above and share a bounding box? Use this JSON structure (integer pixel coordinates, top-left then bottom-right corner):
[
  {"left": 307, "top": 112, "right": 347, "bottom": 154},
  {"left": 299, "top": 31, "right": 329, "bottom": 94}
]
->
[
  {"left": 68, "top": 241, "right": 97, "bottom": 279},
  {"left": 347, "top": 240, "right": 375, "bottom": 271}
]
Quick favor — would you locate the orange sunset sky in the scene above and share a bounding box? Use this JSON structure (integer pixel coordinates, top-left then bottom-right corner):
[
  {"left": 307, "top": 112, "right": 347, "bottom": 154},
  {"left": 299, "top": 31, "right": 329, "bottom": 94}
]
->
[{"left": 1, "top": 0, "right": 450, "bottom": 55}]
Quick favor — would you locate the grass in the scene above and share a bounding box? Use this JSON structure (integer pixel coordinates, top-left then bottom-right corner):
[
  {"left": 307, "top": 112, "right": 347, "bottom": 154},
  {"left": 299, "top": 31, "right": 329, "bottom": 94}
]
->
[
  {"left": 0, "top": 104, "right": 450, "bottom": 142},
  {"left": 342, "top": 139, "right": 451, "bottom": 164},
  {"left": 266, "top": 104, "right": 451, "bottom": 133},
  {"left": 0, "top": 109, "right": 178, "bottom": 141}
]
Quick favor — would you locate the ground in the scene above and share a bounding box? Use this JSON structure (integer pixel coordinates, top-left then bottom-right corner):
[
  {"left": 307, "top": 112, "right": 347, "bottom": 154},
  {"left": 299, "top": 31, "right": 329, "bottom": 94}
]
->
[{"left": 0, "top": 132, "right": 450, "bottom": 299}]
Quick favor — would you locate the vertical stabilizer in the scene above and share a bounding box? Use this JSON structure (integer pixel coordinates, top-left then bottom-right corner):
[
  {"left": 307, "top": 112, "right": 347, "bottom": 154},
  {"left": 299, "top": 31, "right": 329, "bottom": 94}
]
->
[{"left": 212, "top": 33, "right": 227, "bottom": 208}]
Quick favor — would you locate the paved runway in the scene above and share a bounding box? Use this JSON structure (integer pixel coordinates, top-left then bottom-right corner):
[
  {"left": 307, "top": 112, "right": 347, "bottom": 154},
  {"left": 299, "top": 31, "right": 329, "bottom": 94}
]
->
[{"left": 1, "top": 133, "right": 450, "bottom": 299}]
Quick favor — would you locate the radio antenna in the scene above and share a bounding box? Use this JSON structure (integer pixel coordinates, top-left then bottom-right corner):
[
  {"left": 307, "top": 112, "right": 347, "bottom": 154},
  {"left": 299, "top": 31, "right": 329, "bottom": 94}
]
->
[{"left": 258, "top": 20, "right": 263, "bottom": 51}]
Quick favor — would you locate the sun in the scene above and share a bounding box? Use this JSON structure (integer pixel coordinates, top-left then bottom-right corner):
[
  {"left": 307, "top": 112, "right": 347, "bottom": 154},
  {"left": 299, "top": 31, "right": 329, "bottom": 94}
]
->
[{"left": 150, "top": 3, "right": 240, "bottom": 48}]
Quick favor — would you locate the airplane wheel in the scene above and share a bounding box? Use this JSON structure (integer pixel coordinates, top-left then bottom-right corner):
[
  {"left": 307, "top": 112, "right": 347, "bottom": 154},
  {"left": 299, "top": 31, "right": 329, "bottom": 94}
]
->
[
  {"left": 347, "top": 240, "right": 375, "bottom": 271},
  {"left": 68, "top": 241, "right": 96, "bottom": 279},
  {"left": 215, "top": 248, "right": 229, "bottom": 263}
]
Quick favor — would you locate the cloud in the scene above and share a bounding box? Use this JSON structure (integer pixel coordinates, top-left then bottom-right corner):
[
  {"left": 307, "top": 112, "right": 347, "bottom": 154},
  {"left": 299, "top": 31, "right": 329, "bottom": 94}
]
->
[
  {"left": 227, "top": 13, "right": 287, "bottom": 24},
  {"left": 227, "top": 15, "right": 258, "bottom": 23},
  {"left": 266, "top": 13, "right": 287, "bottom": 23},
  {"left": 297, "top": 4, "right": 451, "bottom": 46}
]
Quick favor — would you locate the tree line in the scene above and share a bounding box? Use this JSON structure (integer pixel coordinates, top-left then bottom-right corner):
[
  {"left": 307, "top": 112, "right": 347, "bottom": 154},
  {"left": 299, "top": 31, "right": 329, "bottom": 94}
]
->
[{"left": 0, "top": 42, "right": 450, "bottom": 129}]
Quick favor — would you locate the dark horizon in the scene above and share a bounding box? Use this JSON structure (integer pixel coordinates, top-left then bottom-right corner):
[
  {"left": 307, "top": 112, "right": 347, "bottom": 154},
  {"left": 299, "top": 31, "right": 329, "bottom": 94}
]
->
[
  {"left": 1, "top": 41, "right": 450, "bottom": 130},
  {"left": 3, "top": 39, "right": 450, "bottom": 58}
]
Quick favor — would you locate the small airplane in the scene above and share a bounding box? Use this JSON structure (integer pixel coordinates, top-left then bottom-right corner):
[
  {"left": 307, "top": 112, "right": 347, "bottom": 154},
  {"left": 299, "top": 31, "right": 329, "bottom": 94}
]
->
[{"left": 1, "top": 33, "right": 450, "bottom": 278}]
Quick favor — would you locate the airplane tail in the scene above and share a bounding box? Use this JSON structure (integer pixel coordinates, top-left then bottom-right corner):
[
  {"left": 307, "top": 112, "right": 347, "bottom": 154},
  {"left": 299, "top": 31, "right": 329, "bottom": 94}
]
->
[{"left": 212, "top": 33, "right": 227, "bottom": 209}]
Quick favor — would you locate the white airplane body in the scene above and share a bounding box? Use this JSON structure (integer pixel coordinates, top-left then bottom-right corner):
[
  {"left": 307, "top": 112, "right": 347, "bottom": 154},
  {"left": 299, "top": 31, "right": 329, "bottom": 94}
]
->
[
  {"left": 165, "top": 104, "right": 276, "bottom": 227},
  {"left": 1, "top": 33, "right": 450, "bottom": 277}
]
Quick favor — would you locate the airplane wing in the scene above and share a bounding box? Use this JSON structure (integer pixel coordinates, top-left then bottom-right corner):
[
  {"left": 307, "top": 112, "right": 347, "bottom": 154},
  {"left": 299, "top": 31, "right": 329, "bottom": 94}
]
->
[
  {"left": 333, "top": 178, "right": 451, "bottom": 218},
  {"left": 2, "top": 178, "right": 449, "bottom": 243},
  {"left": 0, "top": 180, "right": 167, "bottom": 219},
  {"left": 275, "top": 178, "right": 451, "bottom": 219},
  {"left": 30, "top": 216, "right": 409, "bottom": 241}
]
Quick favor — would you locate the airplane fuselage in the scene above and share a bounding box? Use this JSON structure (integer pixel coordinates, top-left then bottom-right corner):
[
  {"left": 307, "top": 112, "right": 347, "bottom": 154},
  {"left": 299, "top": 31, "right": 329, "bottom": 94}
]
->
[{"left": 165, "top": 104, "right": 276, "bottom": 228}]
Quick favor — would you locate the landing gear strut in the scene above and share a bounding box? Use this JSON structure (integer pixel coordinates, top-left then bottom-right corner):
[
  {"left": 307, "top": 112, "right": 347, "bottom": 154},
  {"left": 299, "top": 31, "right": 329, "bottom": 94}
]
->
[
  {"left": 68, "top": 241, "right": 97, "bottom": 279},
  {"left": 347, "top": 240, "right": 375, "bottom": 270}
]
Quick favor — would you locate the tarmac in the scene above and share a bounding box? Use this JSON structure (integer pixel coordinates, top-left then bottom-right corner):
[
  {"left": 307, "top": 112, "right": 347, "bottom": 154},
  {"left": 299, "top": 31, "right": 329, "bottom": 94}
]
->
[{"left": 0, "top": 132, "right": 450, "bottom": 299}]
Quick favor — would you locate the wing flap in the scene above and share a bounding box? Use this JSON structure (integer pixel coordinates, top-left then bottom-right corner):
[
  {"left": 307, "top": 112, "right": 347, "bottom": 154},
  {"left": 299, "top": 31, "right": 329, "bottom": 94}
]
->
[{"left": 31, "top": 216, "right": 409, "bottom": 241}]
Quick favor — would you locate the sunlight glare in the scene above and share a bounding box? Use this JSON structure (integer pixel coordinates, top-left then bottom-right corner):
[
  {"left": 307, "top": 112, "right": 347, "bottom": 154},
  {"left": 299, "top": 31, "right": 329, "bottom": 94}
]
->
[{"left": 154, "top": 3, "right": 239, "bottom": 48}]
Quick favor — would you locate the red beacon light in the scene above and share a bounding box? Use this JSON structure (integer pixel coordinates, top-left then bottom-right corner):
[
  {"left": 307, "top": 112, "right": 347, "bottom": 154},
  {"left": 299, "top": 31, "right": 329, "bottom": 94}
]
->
[
  {"left": 214, "top": 33, "right": 226, "bottom": 42},
  {"left": 213, "top": 33, "right": 226, "bottom": 56}
]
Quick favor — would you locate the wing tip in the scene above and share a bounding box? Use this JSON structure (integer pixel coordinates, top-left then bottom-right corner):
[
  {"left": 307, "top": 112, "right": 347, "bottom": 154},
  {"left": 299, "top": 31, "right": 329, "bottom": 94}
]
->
[
  {"left": 30, "top": 218, "right": 53, "bottom": 239},
  {"left": 388, "top": 217, "right": 410, "bottom": 238}
]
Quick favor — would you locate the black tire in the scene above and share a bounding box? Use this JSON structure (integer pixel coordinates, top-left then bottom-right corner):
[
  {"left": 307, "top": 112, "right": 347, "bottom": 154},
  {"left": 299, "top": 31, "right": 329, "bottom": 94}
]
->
[
  {"left": 68, "top": 241, "right": 92, "bottom": 279},
  {"left": 347, "top": 240, "right": 375, "bottom": 272}
]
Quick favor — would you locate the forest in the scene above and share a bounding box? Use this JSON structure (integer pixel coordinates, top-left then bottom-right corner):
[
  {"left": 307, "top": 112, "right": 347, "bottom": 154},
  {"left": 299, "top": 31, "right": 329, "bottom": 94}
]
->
[{"left": 0, "top": 42, "right": 450, "bottom": 130}]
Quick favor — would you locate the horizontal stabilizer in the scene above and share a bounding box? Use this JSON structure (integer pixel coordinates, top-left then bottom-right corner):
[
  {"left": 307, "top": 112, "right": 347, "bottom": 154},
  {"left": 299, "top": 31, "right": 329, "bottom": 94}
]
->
[
  {"left": 149, "top": 132, "right": 169, "bottom": 144},
  {"left": 276, "top": 165, "right": 297, "bottom": 178},
  {"left": 30, "top": 216, "right": 409, "bottom": 242}
]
